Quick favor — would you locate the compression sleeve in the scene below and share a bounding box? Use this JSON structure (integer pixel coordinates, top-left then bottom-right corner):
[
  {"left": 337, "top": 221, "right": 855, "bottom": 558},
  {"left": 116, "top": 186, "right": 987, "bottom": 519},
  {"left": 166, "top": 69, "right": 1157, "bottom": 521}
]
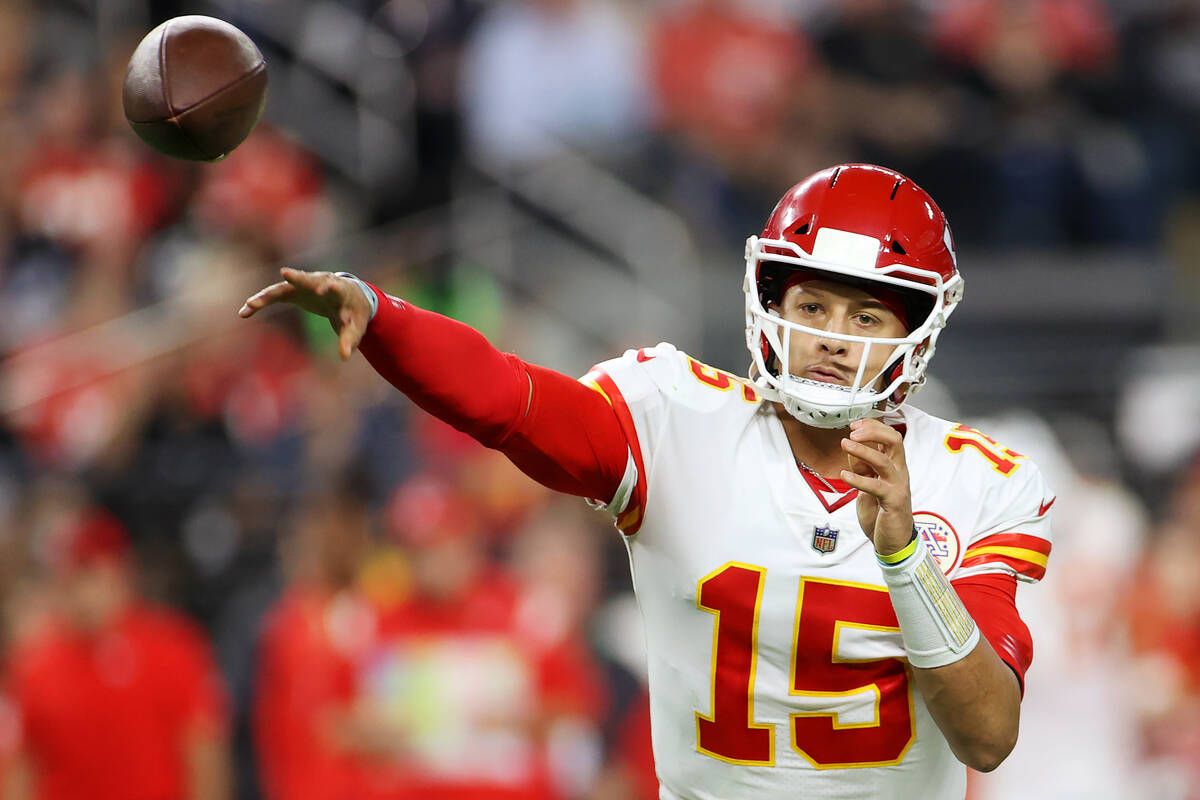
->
[
  {"left": 356, "top": 285, "right": 629, "bottom": 503},
  {"left": 952, "top": 572, "right": 1033, "bottom": 694}
]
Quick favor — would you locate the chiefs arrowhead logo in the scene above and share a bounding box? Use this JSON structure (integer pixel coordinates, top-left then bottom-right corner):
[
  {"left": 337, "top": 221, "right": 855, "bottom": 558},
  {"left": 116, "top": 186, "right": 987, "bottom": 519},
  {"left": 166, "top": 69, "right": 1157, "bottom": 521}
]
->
[{"left": 1038, "top": 497, "right": 1056, "bottom": 517}]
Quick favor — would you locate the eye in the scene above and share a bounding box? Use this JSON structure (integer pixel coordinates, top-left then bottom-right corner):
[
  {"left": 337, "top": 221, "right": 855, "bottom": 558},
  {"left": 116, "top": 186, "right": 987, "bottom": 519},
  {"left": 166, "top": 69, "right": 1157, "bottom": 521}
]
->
[
  {"left": 800, "top": 303, "right": 822, "bottom": 315},
  {"left": 854, "top": 313, "right": 880, "bottom": 327}
]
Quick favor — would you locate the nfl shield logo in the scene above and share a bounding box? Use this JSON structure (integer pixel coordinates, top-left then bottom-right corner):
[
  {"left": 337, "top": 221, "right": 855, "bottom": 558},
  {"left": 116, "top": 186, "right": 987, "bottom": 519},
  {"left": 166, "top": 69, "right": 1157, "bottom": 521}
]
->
[{"left": 812, "top": 524, "right": 838, "bottom": 555}]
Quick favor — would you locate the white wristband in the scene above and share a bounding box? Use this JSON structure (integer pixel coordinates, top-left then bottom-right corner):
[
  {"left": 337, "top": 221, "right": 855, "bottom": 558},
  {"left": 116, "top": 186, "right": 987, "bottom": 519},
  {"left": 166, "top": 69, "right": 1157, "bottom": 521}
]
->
[
  {"left": 335, "top": 272, "right": 378, "bottom": 321},
  {"left": 879, "top": 535, "right": 980, "bottom": 669}
]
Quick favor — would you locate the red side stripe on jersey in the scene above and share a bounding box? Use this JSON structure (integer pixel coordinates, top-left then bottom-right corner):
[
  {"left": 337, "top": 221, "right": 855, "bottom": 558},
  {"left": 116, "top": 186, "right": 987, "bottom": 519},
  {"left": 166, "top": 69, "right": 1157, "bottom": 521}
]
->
[
  {"left": 961, "top": 532, "right": 1051, "bottom": 581},
  {"left": 967, "top": 533, "right": 1052, "bottom": 556},
  {"left": 582, "top": 368, "right": 647, "bottom": 535}
]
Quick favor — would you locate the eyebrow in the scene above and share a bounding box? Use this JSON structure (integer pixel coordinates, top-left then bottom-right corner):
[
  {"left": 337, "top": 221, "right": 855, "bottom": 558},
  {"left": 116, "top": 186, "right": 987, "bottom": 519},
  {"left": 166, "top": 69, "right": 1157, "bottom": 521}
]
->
[
  {"left": 788, "top": 286, "right": 898, "bottom": 316},
  {"left": 797, "top": 290, "right": 889, "bottom": 310}
]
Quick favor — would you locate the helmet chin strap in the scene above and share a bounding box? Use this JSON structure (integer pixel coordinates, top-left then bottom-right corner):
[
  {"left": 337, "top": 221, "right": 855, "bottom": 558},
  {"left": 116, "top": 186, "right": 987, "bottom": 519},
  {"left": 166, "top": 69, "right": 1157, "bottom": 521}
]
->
[
  {"left": 749, "top": 365, "right": 886, "bottom": 429},
  {"left": 776, "top": 375, "right": 883, "bottom": 429}
]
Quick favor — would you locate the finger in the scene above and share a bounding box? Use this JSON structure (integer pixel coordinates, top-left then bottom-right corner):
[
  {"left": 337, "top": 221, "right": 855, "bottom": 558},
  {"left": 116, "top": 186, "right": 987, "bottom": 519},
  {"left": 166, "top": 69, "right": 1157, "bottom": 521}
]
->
[
  {"left": 280, "top": 266, "right": 328, "bottom": 292},
  {"left": 841, "top": 437, "right": 893, "bottom": 477},
  {"left": 849, "top": 422, "right": 906, "bottom": 468},
  {"left": 845, "top": 446, "right": 877, "bottom": 478},
  {"left": 849, "top": 419, "right": 902, "bottom": 448},
  {"left": 840, "top": 469, "right": 886, "bottom": 497},
  {"left": 239, "top": 281, "right": 297, "bottom": 317}
]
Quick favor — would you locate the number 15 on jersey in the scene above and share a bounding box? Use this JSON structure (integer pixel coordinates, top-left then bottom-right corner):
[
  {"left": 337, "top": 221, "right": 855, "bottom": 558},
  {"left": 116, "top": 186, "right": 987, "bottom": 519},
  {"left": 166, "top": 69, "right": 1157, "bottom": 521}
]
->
[{"left": 696, "top": 562, "right": 915, "bottom": 769}]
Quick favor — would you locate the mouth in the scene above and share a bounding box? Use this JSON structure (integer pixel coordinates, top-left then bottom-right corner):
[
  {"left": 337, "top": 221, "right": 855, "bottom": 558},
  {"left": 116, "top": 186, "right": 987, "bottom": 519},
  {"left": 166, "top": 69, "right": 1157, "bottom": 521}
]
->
[{"left": 805, "top": 366, "right": 849, "bottom": 385}]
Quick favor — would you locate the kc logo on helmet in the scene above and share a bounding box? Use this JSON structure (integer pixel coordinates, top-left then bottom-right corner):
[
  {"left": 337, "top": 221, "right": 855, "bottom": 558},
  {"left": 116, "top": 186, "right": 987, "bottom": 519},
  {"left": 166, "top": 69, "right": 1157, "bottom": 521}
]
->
[{"left": 811, "top": 524, "right": 838, "bottom": 555}]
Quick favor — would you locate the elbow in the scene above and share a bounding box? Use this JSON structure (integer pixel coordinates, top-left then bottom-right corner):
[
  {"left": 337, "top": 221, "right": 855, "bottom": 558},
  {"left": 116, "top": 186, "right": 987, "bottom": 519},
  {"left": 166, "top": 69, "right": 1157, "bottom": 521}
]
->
[
  {"left": 957, "top": 729, "right": 1018, "bottom": 773},
  {"left": 966, "top": 750, "right": 1007, "bottom": 774}
]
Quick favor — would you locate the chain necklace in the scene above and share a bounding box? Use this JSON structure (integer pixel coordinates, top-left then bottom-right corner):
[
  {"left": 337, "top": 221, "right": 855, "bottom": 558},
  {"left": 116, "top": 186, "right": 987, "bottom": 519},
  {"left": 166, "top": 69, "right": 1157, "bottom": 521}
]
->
[{"left": 795, "top": 458, "right": 838, "bottom": 492}]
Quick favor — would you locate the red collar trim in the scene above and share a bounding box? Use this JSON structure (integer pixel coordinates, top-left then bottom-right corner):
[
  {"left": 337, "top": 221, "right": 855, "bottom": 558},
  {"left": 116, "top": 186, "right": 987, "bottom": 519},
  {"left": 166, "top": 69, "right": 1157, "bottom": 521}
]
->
[{"left": 798, "top": 469, "right": 858, "bottom": 513}]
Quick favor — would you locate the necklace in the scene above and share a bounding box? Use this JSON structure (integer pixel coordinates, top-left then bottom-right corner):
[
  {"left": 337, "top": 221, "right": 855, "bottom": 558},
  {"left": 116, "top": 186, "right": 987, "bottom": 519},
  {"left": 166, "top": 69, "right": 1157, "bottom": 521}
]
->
[{"left": 795, "top": 459, "right": 837, "bottom": 492}]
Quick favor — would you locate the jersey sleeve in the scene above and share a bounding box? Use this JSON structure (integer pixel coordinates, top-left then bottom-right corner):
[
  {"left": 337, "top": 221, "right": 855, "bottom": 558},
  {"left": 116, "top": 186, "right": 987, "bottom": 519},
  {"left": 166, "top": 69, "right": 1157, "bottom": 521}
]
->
[
  {"left": 956, "top": 456, "right": 1055, "bottom": 584},
  {"left": 952, "top": 572, "right": 1033, "bottom": 692},
  {"left": 579, "top": 343, "right": 691, "bottom": 535}
]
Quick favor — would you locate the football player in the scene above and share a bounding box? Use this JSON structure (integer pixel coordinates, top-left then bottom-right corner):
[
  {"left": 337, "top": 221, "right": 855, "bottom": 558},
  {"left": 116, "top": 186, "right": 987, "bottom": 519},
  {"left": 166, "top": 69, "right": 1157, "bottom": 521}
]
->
[{"left": 239, "top": 164, "right": 1053, "bottom": 799}]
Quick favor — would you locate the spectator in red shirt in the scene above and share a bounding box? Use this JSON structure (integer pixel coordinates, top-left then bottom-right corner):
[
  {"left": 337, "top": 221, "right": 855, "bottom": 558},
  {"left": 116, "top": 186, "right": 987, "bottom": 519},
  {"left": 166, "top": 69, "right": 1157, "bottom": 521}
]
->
[
  {"left": 253, "top": 488, "right": 381, "bottom": 800},
  {"left": 647, "top": 0, "right": 834, "bottom": 238},
  {"left": 650, "top": 0, "right": 813, "bottom": 161},
  {"left": 0, "top": 508, "right": 231, "bottom": 800},
  {"left": 255, "top": 471, "right": 609, "bottom": 800},
  {"left": 359, "top": 476, "right": 608, "bottom": 800}
]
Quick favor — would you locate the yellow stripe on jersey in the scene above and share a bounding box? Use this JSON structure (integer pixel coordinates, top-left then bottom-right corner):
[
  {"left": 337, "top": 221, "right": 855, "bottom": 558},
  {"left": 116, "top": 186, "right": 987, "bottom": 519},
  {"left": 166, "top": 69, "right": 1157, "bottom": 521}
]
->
[
  {"left": 580, "top": 377, "right": 613, "bottom": 406},
  {"left": 961, "top": 545, "right": 1049, "bottom": 569}
]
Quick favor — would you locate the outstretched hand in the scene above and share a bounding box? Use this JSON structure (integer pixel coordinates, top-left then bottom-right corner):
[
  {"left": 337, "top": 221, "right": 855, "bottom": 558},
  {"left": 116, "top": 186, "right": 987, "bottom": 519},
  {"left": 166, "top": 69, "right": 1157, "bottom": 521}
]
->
[
  {"left": 238, "top": 268, "right": 372, "bottom": 361},
  {"left": 839, "top": 418, "right": 914, "bottom": 557}
]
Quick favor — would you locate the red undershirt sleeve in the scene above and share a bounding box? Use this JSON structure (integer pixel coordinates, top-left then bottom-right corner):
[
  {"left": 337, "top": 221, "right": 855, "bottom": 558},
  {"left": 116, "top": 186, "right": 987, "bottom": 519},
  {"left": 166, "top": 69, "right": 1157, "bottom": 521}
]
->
[
  {"left": 952, "top": 572, "right": 1033, "bottom": 694},
  {"left": 356, "top": 285, "right": 629, "bottom": 504},
  {"left": 500, "top": 362, "right": 632, "bottom": 501}
]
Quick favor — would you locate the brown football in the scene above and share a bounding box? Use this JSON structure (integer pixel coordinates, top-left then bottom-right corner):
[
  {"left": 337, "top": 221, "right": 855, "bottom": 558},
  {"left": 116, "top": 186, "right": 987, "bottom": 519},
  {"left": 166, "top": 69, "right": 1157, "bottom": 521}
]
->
[{"left": 122, "top": 15, "right": 267, "bottom": 161}]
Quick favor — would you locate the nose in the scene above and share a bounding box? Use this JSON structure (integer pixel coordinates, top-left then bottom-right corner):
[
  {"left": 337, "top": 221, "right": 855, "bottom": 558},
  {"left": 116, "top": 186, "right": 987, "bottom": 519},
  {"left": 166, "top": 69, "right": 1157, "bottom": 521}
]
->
[{"left": 816, "top": 332, "right": 848, "bottom": 356}]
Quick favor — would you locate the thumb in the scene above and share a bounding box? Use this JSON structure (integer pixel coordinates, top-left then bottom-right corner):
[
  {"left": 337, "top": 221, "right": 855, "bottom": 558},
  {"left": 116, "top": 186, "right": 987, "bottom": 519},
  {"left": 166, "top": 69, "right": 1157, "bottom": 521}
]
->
[{"left": 338, "top": 311, "right": 362, "bottom": 361}]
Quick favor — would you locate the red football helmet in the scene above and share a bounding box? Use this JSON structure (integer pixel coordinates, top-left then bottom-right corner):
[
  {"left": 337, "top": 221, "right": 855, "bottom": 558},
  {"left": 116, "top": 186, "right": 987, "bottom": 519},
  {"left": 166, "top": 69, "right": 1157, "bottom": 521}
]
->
[{"left": 744, "top": 164, "right": 964, "bottom": 427}]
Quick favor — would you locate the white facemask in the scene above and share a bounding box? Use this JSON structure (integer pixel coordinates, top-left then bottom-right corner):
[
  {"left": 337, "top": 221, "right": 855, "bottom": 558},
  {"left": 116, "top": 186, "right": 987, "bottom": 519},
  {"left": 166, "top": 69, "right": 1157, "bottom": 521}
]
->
[{"left": 743, "top": 233, "right": 964, "bottom": 428}]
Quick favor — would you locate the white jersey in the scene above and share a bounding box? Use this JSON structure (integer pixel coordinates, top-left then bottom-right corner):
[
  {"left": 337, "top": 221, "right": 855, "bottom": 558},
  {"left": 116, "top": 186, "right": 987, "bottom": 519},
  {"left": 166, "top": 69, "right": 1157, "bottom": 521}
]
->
[{"left": 582, "top": 343, "right": 1054, "bottom": 800}]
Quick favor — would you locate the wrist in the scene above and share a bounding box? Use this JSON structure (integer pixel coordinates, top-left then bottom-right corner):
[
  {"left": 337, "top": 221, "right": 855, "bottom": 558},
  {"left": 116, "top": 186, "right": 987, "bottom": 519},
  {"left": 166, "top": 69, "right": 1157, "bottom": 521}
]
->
[
  {"left": 878, "top": 533, "right": 980, "bottom": 668},
  {"left": 875, "top": 525, "right": 919, "bottom": 562},
  {"left": 335, "top": 272, "right": 379, "bottom": 321}
]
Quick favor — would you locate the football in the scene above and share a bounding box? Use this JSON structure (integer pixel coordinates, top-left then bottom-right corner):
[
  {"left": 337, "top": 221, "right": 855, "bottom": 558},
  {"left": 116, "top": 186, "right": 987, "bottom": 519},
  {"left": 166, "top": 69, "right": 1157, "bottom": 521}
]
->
[{"left": 122, "top": 15, "right": 267, "bottom": 161}]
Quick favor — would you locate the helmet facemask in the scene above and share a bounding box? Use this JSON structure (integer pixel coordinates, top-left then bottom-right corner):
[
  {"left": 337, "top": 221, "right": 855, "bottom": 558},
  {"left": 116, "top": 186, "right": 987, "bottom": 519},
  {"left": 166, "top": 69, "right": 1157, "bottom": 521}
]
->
[{"left": 744, "top": 234, "right": 963, "bottom": 429}]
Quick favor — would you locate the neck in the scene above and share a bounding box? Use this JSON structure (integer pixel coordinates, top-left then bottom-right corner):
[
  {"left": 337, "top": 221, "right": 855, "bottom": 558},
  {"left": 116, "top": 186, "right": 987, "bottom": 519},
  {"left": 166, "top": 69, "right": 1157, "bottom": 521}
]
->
[{"left": 772, "top": 402, "right": 852, "bottom": 478}]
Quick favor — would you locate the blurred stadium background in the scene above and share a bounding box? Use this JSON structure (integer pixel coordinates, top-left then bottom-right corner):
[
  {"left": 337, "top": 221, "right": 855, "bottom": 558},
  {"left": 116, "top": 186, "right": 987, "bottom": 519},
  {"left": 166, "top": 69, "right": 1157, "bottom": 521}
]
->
[{"left": 0, "top": 0, "right": 1199, "bottom": 798}]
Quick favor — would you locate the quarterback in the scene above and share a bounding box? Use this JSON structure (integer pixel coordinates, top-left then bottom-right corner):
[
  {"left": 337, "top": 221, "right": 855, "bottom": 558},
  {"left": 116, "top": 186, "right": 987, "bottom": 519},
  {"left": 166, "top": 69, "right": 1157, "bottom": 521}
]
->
[{"left": 239, "top": 164, "right": 1052, "bottom": 799}]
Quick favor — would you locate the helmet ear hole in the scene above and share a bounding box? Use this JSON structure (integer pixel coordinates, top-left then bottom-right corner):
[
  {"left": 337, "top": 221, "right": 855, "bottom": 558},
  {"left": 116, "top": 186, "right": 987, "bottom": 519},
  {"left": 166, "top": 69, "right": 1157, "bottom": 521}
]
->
[
  {"left": 905, "top": 293, "right": 935, "bottom": 330},
  {"left": 891, "top": 240, "right": 906, "bottom": 255}
]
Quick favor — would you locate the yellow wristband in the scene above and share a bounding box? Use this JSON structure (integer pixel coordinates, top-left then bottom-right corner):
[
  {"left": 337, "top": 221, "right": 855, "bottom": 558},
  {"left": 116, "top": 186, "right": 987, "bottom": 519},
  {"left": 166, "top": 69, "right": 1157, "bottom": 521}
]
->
[{"left": 877, "top": 530, "right": 920, "bottom": 565}]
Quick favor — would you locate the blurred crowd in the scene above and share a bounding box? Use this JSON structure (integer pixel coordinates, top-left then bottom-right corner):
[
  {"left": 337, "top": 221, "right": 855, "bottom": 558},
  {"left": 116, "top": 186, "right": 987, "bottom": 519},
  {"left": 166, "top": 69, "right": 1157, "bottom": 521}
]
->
[{"left": 1, "top": 0, "right": 1200, "bottom": 798}]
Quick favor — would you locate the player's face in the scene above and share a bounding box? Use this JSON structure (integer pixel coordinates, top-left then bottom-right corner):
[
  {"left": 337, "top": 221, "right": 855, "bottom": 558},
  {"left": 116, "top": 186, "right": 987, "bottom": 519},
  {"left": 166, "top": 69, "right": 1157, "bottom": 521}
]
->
[
  {"left": 59, "top": 560, "right": 130, "bottom": 630},
  {"left": 772, "top": 280, "right": 908, "bottom": 389}
]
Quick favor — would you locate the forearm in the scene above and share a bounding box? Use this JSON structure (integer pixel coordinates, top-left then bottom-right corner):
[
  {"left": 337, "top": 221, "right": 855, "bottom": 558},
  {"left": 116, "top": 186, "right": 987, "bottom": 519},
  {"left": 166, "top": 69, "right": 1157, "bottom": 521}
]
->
[
  {"left": 357, "top": 286, "right": 628, "bottom": 501},
  {"left": 358, "top": 289, "right": 529, "bottom": 446},
  {"left": 911, "top": 636, "right": 1021, "bottom": 772},
  {"left": 878, "top": 536, "right": 1022, "bottom": 771}
]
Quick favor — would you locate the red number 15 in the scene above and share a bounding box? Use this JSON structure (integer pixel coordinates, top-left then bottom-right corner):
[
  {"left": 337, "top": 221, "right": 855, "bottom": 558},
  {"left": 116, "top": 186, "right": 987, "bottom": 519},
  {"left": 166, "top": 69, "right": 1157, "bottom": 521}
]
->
[{"left": 696, "top": 563, "right": 915, "bottom": 769}]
